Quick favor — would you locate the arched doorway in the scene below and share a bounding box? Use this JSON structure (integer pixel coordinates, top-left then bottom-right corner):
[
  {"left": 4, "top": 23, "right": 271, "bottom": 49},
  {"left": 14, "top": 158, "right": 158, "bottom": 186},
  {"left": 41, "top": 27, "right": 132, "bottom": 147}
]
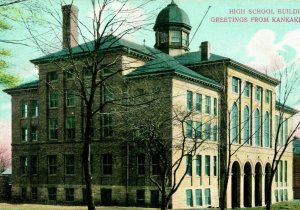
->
[
  {"left": 265, "top": 163, "right": 272, "bottom": 205},
  {"left": 244, "top": 162, "right": 252, "bottom": 207},
  {"left": 231, "top": 161, "right": 241, "bottom": 208},
  {"left": 255, "top": 163, "right": 262, "bottom": 206}
]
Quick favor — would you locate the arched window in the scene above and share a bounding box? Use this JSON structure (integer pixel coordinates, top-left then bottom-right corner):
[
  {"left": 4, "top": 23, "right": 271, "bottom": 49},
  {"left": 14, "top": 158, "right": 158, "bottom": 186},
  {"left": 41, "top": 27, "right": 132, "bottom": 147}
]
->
[
  {"left": 231, "top": 103, "right": 238, "bottom": 143},
  {"left": 244, "top": 106, "right": 250, "bottom": 144},
  {"left": 264, "top": 112, "right": 270, "bottom": 147},
  {"left": 254, "top": 109, "right": 260, "bottom": 146}
]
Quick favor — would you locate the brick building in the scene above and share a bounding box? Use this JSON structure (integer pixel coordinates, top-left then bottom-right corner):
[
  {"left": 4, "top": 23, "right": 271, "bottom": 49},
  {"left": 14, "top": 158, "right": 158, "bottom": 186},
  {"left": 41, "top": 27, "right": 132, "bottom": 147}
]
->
[{"left": 4, "top": 1, "right": 298, "bottom": 209}]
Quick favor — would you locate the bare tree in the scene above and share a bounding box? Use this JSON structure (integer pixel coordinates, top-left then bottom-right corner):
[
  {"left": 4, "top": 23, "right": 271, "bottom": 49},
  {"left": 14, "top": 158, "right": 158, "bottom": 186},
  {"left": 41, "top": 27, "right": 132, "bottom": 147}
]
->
[{"left": 0, "top": 144, "right": 10, "bottom": 173}]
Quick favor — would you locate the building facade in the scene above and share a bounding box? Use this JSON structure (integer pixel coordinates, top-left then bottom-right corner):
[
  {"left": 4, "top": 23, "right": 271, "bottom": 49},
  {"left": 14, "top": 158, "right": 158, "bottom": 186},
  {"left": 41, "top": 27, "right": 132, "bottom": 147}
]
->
[{"left": 4, "top": 1, "right": 297, "bottom": 209}]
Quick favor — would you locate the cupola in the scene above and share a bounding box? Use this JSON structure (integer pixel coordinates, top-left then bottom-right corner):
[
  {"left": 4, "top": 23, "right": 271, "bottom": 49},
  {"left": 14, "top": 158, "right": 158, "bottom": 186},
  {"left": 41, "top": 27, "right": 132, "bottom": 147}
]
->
[{"left": 154, "top": 0, "right": 191, "bottom": 56}]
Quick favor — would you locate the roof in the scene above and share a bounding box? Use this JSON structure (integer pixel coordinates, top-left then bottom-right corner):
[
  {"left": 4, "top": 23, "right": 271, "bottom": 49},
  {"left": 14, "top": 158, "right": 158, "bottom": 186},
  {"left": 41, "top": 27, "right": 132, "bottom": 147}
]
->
[
  {"left": 1, "top": 167, "right": 11, "bottom": 175},
  {"left": 31, "top": 35, "right": 155, "bottom": 64},
  {"left": 275, "top": 101, "right": 298, "bottom": 114},
  {"left": 126, "top": 49, "right": 222, "bottom": 89},
  {"left": 154, "top": 1, "right": 191, "bottom": 30},
  {"left": 3, "top": 80, "right": 38, "bottom": 93},
  {"left": 175, "top": 52, "right": 280, "bottom": 86}
]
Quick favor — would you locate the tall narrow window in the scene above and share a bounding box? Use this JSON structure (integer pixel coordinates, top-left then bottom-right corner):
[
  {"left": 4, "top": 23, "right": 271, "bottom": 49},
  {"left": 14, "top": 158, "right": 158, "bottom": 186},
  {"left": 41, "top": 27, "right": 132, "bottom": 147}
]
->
[
  {"left": 31, "top": 126, "right": 38, "bottom": 142},
  {"left": 66, "top": 90, "right": 75, "bottom": 107},
  {"left": 48, "top": 71, "right": 58, "bottom": 82},
  {"left": 21, "top": 102, "right": 28, "bottom": 118},
  {"left": 30, "top": 156, "right": 37, "bottom": 175},
  {"left": 66, "top": 116, "right": 75, "bottom": 140},
  {"left": 137, "top": 154, "right": 145, "bottom": 175},
  {"left": 49, "top": 91, "right": 58, "bottom": 108},
  {"left": 213, "top": 98, "right": 217, "bottom": 116},
  {"left": 244, "top": 106, "right": 250, "bottom": 144},
  {"left": 103, "top": 86, "right": 113, "bottom": 102},
  {"left": 47, "top": 155, "right": 57, "bottom": 175},
  {"left": 136, "top": 189, "right": 145, "bottom": 206},
  {"left": 205, "top": 96, "right": 211, "bottom": 114},
  {"left": 265, "top": 90, "right": 271, "bottom": 103},
  {"left": 196, "top": 189, "right": 202, "bottom": 206},
  {"left": 254, "top": 109, "right": 260, "bottom": 146},
  {"left": 213, "top": 125, "right": 217, "bottom": 141},
  {"left": 275, "top": 115, "right": 280, "bottom": 145},
  {"left": 187, "top": 91, "right": 193, "bottom": 111},
  {"left": 182, "top": 31, "right": 188, "bottom": 46},
  {"left": 186, "top": 120, "right": 193, "bottom": 138},
  {"left": 65, "top": 188, "right": 74, "bottom": 201},
  {"left": 205, "top": 155, "right": 210, "bottom": 176},
  {"left": 255, "top": 86, "right": 261, "bottom": 101},
  {"left": 31, "top": 100, "right": 38, "bottom": 117},
  {"left": 204, "top": 188, "right": 211, "bottom": 205},
  {"left": 213, "top": 156, "right": 217, "bottom": 176},
  {"left": 102, "top": 114, "right": 113, "bottom": 137},
  {"left": 152, "top": 156, "right": 159, "bottom": 175},
  {"left": 232, "top": 77, "right": 239, "bottom": 93},
  {"left": 284, "top": 160, "right": 287, "bottom": 183},
  {"left": 49, "top": 118, "right": 58, "bottom": 140},
  {"left": 102, "top": 154, "right": 112, "bottom": 175},
  {"left": 264, "top": 112, "right": 270, "bottom": 147},
  {"left": 196, "top": 155, "right": 201, "bottom": 176},
  {"left": 279, "top": 160, "right": 283, "bottom": 182},
  {"left": 21, "top": 128, "right": 28, "bottom": 142},
  {"left": 244, "top": 82, "right": 250, "bottom": 97},
  {"left": 170, "top": 30, "right": 181, "bottom": 45},
  {"left": 231, "top": 103, "right": 238, "bottom": 143},
  {"left": 195, "top": 122, "right": 202, "bottom": 139},
  {"left": 205, "top": 123, "right": 211, "bottom": 140},
  {"left": 186, "top": 189, "right": 193, "bottom": 207},
  {"left": 284, "top": 118, "right": 288, "bottom": 144},
  {"left": 48, "top": 187, "right": 57, "bottom": 201},
  {"left": 31, "top": 187, "right": 37, "bottom": 200},
  {"left": 20, "top": 156, "right": 28, "bottom": 175},
  {"left": 196, "top": 93, "right": 202, "bottom": 112},
  {"left": 186, "top": 155, "right": 192, "bottom": 176},
  {"left": 65, "top": 155, "right": 75, "bottom": 175}
]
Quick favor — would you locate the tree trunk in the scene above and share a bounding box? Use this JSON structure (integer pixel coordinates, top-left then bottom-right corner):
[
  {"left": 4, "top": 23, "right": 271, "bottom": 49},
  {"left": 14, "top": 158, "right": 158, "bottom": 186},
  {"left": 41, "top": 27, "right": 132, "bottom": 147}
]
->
[
  {"left": 161, "top": 191, "right": 167, "bottom": 210},
  {"left": 265, "top": 173, "right": 274, "bottom": 210},
  {"left": 83, "top": 116, "right": 96, "bottom": 210}
]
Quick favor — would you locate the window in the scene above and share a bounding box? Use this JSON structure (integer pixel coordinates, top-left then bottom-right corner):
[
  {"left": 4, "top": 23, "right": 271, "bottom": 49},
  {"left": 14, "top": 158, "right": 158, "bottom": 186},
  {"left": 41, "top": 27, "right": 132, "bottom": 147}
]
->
[
  {"left": 182, "top": 31, "right": 188, "bottom": 46},
  {"left": 205, "top": 155, "right": 210, "bottom": 176},
  {"left": 83, "top": 67, "right": 92, "bottom": 77},
  {"left": 196, "top": 189, "right": 202, "bottom": 206},
  {"left": 48, "top": 187, "right": 57, "bottom": 201},
  {"left": 213, "top": 98, "right": 217, "bottom": 116},
  {"left": 65, "top": 69, "right": 74, "bottom": 79},
  {"left": 101, "top": 189, "right": 112, "bottom": 205},
  {"left": 102, "top": 154, "right": 112, "bottom": 175},
  {"left": 204, "top": 188, "right": 211, "bottom": 205},
  {"left": 205, "top": 96, "right": 211, "bottom": 114},
  {"left": 31, "top": 100, "right": 38, "bottom": 117},
  {"left": 279, "top": 160, "right": 283, "bottom": 182},
  {"left": 254, "top": 109, "right": 260, "bottom": 146},
  {"left": 231, "top": 103, "right": 238, "bottom": 144},
  {"left": 280, "top": 189, "right": 283, "bottom": 201},
  {"left": 255, "top": 86, "right": 261, "bottom": 101},
  {"left": 186, "top": 155, "right": 192, "bottom": 176},
  {"left": 284, "top": 189, "right": 288, "bottom": 201},
  {"left": 30, "top": 156, "right": 38, "bottom": 175},
  {"left": 20, "top": 156, "right": 28, "bottom": 175},
  {"left": 170, "top": 30, "right": 181, "bottom": 45},
  {"left": 49, "top": 118, "right": 58, "bottom": 140},
  {"left": 284, "top": 118, "right": 288, "bottom": 144},
  {"left": 196, "top": 93, "right": 202, "bottom": 112},
  {"left": 152, "top": 156, "right": 159, "bottom": 175},
  {"left": 213, "top": 156, "right": 217, "bottom": 176},
  {"left": 232, "top": 77, "right": 239, "bottom": 93},
  {"left": 103, "top": 86, "right": 113, "bottom": 102},
  {"left": 275, "top": 189, "right": 279, "bottom": 202},
  {"left": 31, "top": 127, "right": 37, "bottom": 141},
  {"left": 275, "top": 115, "right": 280, "bottom": 145},
  {"left": 66, "top": 117, "right": 75, "bottom": 140},
  {"left": 205, "top": 123, "right": 211, "bottom": 140},
  {"left": 65, "top": 155, "right": 75, "bottom": 175},
  {"left": 284, "top": 160, "right": 287, "bottom": 183},
  {"left": 159, "top": 32, "right": 168, "bottom": 44},
  {"left": 48, "top": 155, "right": 57, "bottom": 175},
  {"left": 31, "top": 187, "right": 37, "bottom": 200},
  {"left": 265, "top": 90, "right": 271, "bottom": 103},
  {"left": 187, "top": 91, "right": 193, "bottom": 111},
  {"left": 137, "top": 154, "right": 145, "bottom": 175},
  {"left": 244, "top": 106, "right": 250, "bottom": 144},
  {"left": 21, "top": 102, "right": 28, "bottom": 118},
  {"left": 102, "top": 114, "right": 113, "bottom": 137},
  {"left": 196, "top": 122, "right": 202, "bottom": 139},
  {"left": 65, "top": 188, "right": 74, "bottom": 201},
  {"left": 196, "top": 155, "right": 201, "bottom": 176},
  {"left": 264, "top": 112, "right": 270, "bottom": 147},
  {"left": 136, "top": 189, "right": 145, "bottom": 206},
  {"left": 275, "top": 160, "right": 279, "bottom": 183},
  {"left": 213, "top": 125, "right": 218, "bottom": 141},
  {"left": 21, "top": 128, "right": 28, "bottom": 142},
  {"left": 66, "top": 90, "right": 75, "bottom": 107},
  {"left": 186, "top": 120, "right": 193, "bottom": 138},
  {"left": 49, "top": 91, "right": 58, "bottom": 108},
  {"left": 186, "top": 189, "right": 193, "bottom": 207},
  {"left": 48, "top": 71, "right": 58, "bottom": 82},
  {"left": 22, "top": 187, "right": 26, "bottom": 199},
  {"left": 244, "top": 82, "right": 250, "bottom": 97},
  {"left": 150, "top": 190, "right": 159, "bottom": 208}
]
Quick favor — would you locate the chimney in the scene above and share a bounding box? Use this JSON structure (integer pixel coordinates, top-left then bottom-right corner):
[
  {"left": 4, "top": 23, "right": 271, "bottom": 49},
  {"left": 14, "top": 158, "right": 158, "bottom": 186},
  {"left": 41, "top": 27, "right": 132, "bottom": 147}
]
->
[
  {"left": 62, "top": 5, "right": 79, "bottom": 49},
  {"left": 200, "top": 41, "right": 211, "bottom": 61}
]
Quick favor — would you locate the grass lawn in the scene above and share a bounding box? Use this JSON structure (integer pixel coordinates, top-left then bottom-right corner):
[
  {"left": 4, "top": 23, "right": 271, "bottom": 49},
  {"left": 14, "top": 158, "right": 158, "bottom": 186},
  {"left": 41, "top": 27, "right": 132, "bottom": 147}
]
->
[{"left": 0, "top": 201, "right": 299, "bottom": 210}]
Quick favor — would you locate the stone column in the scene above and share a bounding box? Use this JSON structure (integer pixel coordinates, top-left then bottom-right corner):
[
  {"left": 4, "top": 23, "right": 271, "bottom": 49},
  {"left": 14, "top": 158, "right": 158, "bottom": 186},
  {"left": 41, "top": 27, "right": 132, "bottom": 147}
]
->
[
  {"left": 240, "top": 173, "right": 244, "bottom": 208},
  {"left": 252, "top": 173, "right": 255, "bottom": 207},
  {"left": 262, "top": 172, "right": 266, "bottom": 206},
  {"left": 226, "top": 173, "right": 232, "bottom": 209}
]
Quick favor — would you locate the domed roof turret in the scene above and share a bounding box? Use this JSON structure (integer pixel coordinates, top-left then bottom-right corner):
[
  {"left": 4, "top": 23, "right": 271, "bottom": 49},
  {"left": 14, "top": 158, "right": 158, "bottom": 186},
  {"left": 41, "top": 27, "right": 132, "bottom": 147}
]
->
[{"left": 154, "top": 0, "right": 191, "bottom": 30}]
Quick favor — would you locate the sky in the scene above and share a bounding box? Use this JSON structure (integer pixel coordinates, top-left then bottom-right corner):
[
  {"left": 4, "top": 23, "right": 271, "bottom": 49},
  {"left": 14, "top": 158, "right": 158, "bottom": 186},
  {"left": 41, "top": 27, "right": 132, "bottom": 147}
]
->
[{"left": 1, "top": 0, "right": 300, "bottom": 149}]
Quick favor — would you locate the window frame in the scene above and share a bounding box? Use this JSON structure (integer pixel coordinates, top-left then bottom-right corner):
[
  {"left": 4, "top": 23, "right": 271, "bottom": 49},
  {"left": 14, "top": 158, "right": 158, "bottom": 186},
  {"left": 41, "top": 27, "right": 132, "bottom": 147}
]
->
[
  {"left": 102, "top": 154, "right": 112, "bottom": 175},
  {"left": 47, "top": 155, "right": 57, "bottom": 175},
  {"left": 65, "top": 154, "right": 75, "bottom": 175}
]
